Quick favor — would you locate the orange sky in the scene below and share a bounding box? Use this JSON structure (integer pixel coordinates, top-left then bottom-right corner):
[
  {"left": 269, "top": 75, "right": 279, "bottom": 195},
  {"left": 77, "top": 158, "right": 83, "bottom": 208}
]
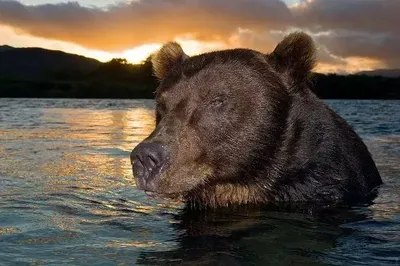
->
[{"left": 0, "top": 0, "right": 398, "bottom": 73}]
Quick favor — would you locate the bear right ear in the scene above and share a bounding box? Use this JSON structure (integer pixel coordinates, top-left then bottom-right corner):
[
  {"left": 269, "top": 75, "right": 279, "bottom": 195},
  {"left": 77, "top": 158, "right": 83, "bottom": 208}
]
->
[
  {"left": 151, "top": 42, "right": 188, "bottom": 80},
  {"left": 269, "top": 32, "right": 316, "bottom": 84}
]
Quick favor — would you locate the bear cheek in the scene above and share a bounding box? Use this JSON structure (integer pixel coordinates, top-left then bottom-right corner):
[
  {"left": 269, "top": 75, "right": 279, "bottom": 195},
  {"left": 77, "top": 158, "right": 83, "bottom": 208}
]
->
[
  {"left": 158, "top": 163, "right": 213, "bottom": 194},
  {"left": 154, "top": 129, "right": 210, "bottom": 192}
]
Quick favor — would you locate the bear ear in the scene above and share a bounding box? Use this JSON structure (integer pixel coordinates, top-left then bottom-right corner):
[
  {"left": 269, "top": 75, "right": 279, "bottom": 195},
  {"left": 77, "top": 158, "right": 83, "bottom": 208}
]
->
[
  {"left": 269, "top": 32, "right": 316, "bottom": 83},
  {"left": 151, "top": 42, "right": 188, "bottom": 80}
]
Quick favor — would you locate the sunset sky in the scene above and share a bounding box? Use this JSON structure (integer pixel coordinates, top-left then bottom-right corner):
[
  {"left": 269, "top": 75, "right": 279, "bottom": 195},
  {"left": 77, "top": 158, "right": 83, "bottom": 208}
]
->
[{"left": 0, "top": 0, "right": 398, "bottom": 73}]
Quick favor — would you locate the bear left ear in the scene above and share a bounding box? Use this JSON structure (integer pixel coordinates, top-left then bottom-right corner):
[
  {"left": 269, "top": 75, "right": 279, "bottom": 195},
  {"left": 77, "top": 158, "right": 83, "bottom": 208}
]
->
[
  {"left": 269, "top": 32, "right": 316, "bottom": 84},
  {"left": 151, "top": 42, "right": 188, "bottom": 80}
]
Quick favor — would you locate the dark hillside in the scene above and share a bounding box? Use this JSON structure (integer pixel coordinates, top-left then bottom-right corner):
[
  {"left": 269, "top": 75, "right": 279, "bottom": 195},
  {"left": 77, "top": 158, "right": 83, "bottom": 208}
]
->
[
  {"left": 0, "top": 46, "right": 399, "bottom": 99},
  {"left": 0, "top": 46, "right": 100, "bottom": 80}
]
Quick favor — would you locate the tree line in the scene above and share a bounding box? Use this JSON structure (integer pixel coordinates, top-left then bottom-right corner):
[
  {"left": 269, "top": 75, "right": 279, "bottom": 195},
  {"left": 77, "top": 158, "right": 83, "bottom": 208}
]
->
[{"left": 1, "top": 57, "right": 399, "bottom": 99}]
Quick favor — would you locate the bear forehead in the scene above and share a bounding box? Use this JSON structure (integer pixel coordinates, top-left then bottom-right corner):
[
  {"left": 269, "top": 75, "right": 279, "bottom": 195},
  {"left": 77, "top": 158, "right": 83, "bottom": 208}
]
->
[{"left": 158, "top": 48, "right": 274, "bottom": 92}]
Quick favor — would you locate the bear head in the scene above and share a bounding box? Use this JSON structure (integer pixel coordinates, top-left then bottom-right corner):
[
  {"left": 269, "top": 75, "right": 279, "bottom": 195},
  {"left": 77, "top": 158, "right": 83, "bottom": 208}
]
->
[{"left": 131, "top": 32, "right": 316, "bottom": 207}]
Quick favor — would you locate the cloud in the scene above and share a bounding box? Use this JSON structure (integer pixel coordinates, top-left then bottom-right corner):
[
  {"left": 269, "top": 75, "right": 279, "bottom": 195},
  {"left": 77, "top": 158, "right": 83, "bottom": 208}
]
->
[
  {"left": 0, "top": 0, "right": 292, "bottom": 51},
  {"left": 0, "top": 0, "right": 399, "bottom": 71},
  {"left": 293, "top": 0, "right": 400, "bottom": 35},
  {"left": 292, "top": 0, "right": 400, "bottom": 69},
  {"left": 314, "top": 31, "right": 400, "bottom": 68}
]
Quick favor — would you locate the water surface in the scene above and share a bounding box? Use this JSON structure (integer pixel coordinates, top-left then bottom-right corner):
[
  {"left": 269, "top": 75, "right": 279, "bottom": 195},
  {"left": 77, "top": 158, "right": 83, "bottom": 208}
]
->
[{"left": 0, "top": 99, "right": 399, "bottom": 265}]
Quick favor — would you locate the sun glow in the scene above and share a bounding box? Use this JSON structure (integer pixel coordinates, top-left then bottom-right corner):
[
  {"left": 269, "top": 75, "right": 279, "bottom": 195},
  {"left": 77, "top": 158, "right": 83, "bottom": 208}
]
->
[
  {"left": 0, "top": 25, "right": 159, "bottom": 63},
  {"left": 1, "top": 26, "right": 225, "bottom": 64},
  {"left": 316, "top": 57, "right": 386, "bottom": 74},
  {"left": 0, "top": 25, "right": 387, "bottom": 73}
]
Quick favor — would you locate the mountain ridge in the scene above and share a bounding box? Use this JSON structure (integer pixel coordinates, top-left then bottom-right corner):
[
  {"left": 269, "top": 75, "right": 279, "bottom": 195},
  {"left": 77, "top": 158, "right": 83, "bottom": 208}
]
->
[{"left": 0, "top": 45, "right": 100, "bottom": 80}]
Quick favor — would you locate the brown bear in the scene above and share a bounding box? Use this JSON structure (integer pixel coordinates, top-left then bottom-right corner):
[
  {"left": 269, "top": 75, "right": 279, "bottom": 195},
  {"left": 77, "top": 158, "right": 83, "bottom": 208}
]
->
[{"left": 130, "top": 32, "right": 382, "bottom": 208}]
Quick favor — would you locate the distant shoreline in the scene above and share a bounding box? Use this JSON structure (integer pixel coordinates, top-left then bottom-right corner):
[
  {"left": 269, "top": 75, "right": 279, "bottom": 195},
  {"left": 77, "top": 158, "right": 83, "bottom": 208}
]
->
[{"left": 1, "top": 46, "right": 400, "bottom": 100}]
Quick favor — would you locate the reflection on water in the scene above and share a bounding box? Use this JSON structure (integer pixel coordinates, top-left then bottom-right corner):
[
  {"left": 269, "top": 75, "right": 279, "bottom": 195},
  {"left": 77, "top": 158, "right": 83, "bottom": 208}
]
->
[
  {"left": 0, "top": 101, "right": 155, "bottom": 190},
  {"left": 136, "top": 206, "right": 375, "bottom": 266},
  {"left": 0, "top": 99, "right": 399, "bottom": 265}
]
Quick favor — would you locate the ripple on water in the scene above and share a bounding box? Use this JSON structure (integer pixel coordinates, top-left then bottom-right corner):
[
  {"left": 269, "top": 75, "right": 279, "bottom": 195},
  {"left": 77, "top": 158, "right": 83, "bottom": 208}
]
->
[{"left": 0, "top": 99, "right": 399, "bottom": 265}]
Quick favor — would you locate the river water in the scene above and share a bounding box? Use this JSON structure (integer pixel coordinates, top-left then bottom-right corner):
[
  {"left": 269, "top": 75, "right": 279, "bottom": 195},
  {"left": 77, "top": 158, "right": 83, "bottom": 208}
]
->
[{"left": 0, "top": 98, "right": 399, "bottom": 265}]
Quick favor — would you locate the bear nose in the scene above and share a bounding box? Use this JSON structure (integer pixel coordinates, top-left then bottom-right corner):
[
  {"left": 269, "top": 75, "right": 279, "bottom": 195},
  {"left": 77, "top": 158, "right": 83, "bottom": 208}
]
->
[{"left": 131, "top": 143, "right": 169, "bottom": 191}]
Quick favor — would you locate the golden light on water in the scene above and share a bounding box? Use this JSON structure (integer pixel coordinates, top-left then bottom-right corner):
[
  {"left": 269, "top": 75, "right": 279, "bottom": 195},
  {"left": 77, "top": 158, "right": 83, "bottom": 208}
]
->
[
  {"left": 0, "top": 106, "right": 156, "bottom": 196},
  {"left": 0, "top": 104, "right": 182, "bottom": 236},
  {"left": 39, "top": 107, "right": 156, "bottom": 188},
  {"left": 123, "top": 108, "right": 156, "bottom": 147},
  {"left": 106, "top": 240, "right": 158, "bottom": 248}
]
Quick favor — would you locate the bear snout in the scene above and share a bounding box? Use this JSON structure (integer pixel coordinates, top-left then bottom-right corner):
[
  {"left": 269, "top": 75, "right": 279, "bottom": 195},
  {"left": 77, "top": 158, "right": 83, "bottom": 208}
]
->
[{"left": 131, "top": 142, "right": 169, "bottom": 192}]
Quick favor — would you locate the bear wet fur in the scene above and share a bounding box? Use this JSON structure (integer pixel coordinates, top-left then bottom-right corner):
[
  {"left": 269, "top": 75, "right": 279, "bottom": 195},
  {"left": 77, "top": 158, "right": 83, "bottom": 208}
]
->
[{"left": 131, "top": 32, "right": 382, "bottom": 208}]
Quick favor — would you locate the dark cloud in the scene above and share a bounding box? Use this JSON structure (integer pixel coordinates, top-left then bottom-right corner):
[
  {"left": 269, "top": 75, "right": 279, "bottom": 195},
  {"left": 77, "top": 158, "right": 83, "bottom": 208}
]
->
[
  {"left": 315, "top": 31, "right": 400, "bottom": 68},
  {"left": 293, "top": 0, "right": 400, "bottom": 68},
  {"left": 293, "top": 0, "right": 400, "bottom": 35},
  {"left": 0, "top": 0, "right": 398, "bottom": 70}
]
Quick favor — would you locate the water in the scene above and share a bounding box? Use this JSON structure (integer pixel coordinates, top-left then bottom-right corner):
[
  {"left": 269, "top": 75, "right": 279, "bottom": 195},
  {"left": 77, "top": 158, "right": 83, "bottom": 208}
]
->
[{"left": 0, "top": 98, "right": 399, "bottom": 265}]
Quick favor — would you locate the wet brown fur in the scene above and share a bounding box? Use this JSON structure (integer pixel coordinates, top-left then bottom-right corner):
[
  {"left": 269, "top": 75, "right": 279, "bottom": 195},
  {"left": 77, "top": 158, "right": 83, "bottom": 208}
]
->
[{"left": 135, "top": 32, "right": 382, "bottom": 209}]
